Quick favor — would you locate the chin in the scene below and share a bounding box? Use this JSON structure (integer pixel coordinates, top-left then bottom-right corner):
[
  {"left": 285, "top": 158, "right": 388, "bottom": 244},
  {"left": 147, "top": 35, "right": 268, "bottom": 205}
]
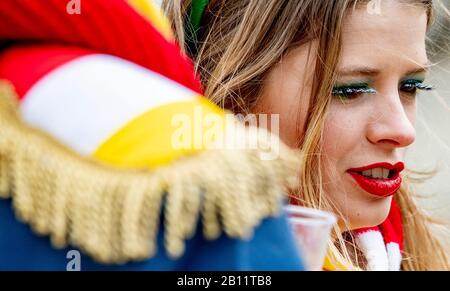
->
[{"left": 351, "top": 195, "right": 393, "bottom": 229}]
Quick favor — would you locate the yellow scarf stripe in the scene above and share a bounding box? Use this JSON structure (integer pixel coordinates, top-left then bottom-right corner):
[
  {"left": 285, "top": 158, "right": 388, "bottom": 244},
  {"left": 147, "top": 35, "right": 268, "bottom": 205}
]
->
[
  {"left": 94, "top": 97, "right": 227, "bottom": 169},
  {"left": 322, "top": 255, "right": 351, "bottom": 271}
]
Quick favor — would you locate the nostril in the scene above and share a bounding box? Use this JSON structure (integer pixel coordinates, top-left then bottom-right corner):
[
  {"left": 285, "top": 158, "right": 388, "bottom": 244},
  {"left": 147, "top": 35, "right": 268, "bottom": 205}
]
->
[{"left": 379, "top": 139, "right": 401, "bottom": 146}]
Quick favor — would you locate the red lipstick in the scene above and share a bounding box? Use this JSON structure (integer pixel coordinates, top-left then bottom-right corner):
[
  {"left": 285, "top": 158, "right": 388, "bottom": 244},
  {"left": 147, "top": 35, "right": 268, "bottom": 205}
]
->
[{"left": 347, "top": 162, "right": 405, "bottom": 197}]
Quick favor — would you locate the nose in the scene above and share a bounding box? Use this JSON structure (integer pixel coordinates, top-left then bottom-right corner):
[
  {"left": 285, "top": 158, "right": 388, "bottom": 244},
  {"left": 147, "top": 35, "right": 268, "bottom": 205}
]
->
[{"left": 366, "top": 91, "right": 416, "bottom": 149}]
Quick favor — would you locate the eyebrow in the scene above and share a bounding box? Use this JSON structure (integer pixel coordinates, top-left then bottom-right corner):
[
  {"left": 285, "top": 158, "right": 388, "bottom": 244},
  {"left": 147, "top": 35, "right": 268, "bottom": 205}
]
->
[{"left": 337, "top": 63, "right": 431, "bottom": 77}]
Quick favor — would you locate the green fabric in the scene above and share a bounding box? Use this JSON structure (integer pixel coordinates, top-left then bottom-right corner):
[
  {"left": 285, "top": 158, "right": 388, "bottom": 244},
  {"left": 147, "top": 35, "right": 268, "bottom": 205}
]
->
[{"left": 190, "top": 0, "right": 209, "bottom": 32}]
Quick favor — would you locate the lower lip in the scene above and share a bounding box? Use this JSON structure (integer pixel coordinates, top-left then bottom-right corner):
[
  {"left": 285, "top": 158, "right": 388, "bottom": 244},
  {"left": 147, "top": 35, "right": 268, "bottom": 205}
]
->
[{"left": 347, "top": 171, "right": 402, "bottom": 197}]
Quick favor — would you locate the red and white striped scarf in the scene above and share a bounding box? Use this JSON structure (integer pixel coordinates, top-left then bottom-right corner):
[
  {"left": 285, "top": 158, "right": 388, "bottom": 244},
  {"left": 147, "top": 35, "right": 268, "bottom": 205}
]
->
[{"left": 354, "top": 199, "right": 404, "bottom": 271}]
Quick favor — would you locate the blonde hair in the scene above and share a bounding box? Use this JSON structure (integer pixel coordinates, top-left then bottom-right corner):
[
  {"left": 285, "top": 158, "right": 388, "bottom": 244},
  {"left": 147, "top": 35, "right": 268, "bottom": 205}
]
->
[{"left": 163, "top": 0, "right": 449, "bottom": 270}]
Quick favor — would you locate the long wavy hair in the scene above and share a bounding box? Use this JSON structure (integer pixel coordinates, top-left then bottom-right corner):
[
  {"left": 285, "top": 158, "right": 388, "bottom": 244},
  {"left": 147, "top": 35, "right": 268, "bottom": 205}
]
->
[{"left": 163, "top": 0, "right": 449, "bottom": 270}]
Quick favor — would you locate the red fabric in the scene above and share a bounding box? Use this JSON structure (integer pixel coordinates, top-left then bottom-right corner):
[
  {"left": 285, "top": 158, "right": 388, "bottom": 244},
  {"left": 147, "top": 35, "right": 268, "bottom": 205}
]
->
[
  {"left": 0, "top": 45, "right": 92, "bottom": 98},
  {"left": 379, "top": 199, "right": 404, "bottom": 250},
  {"left": 0, "top": 0, "right": 202, "bottom": 94},
  {"left": 355, "top": 198, "right": 404, "bottom": 251}
]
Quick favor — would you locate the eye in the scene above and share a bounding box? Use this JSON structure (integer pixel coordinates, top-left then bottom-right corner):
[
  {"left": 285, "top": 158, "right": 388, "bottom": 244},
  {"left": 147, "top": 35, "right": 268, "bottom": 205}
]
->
[
  {"left": 332, "top": 83, "right": 376, "bottom": 101},
  {"left": 399, "top": 79, "right": 434, "bottom": 97}
]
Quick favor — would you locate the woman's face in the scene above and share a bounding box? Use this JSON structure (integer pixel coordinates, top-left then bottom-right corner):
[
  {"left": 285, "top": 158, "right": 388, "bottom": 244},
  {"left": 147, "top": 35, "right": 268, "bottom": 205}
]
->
[{"left": 258, "top": 0, "right": 429, "bottom": 229}]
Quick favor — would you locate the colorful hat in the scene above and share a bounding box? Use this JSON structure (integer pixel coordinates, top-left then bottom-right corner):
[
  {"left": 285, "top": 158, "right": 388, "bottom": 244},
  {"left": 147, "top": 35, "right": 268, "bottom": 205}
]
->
[{"left": 0, "top": 0, "right": 300, "bottom": 264}]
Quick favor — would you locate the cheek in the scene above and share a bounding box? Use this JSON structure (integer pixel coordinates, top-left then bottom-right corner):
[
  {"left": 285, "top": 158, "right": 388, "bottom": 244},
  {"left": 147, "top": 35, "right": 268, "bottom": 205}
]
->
[
  {"left": 320, "top": 104, "right": 371, "bottom": 212},
  {"left": 322, "top": 105, "right": 364, "bottom": 172},
  {"left": 404, "top": 100, "right": 417, "bottom": 124},
  {"left": 255, "top": 92, "right": 309, "bottom": 148},
  {"left": 256, "top": 76, "right": 312, "bottom": 148},
  {"left": 255, "top": 43, "right": 317, "bottom": 148},
  {"left": 321, "top": 106, "right": 394, "bottom": 229},
  {"left": 279, "top": 108, "right": 308, "bottom": 148}
]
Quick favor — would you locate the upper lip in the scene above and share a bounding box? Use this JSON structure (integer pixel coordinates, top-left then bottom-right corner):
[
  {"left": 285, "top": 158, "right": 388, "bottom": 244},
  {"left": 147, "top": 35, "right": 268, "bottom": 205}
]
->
[{"left": 347, "top": 162, "right": 405, "bottom": 173}]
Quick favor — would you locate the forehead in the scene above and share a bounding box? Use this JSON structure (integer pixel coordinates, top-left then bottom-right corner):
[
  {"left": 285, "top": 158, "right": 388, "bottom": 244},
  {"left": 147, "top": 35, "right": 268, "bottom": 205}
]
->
[{"left": 340, "top": 1, "right": 429, "bottom": 67}]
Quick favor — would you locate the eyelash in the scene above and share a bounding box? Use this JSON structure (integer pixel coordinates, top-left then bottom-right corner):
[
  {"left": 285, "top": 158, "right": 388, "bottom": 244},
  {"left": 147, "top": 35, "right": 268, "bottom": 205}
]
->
[
  {"left": 399, "top": 79, "right": 434, "bottom": 96},
  {"left": 332, "top": 80, "right": 434, "bottom": 101},
  {"left": 332, "top": 83, "right": 375, "bottom": 100}
]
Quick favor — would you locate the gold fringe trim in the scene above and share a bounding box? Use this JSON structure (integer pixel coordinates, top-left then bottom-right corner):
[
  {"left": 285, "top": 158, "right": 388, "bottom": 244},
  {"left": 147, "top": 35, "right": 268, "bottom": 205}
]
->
[{"left": 0, "top": 81, "right": 302, "bottom": 264}]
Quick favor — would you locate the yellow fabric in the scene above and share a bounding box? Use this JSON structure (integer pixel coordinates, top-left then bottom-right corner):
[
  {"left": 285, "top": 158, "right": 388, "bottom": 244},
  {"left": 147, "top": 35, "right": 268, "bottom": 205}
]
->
[
  {"left": 323, "top": 256, "right": 349, "bottom": 271},
  {"left": 323, "top": 256, "right": 338, "bottom": 271},
  {"left": 126, "top": 0, "right": 174, "bottom": 41},
  {"left": 94, "top": 97, "right": 227, "bottom": 169}
]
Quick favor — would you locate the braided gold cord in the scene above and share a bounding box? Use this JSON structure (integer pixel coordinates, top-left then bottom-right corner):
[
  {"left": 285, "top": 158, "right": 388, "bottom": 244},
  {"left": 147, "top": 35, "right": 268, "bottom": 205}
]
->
[{"left": 0, "top": 81, "right": 302, "bottom": 264}]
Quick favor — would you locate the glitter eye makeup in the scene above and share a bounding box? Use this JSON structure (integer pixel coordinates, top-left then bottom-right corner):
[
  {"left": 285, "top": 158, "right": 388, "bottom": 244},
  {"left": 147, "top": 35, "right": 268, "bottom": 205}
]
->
[{"left": 332, "top": 82, "right": 377, "bottom": 100}]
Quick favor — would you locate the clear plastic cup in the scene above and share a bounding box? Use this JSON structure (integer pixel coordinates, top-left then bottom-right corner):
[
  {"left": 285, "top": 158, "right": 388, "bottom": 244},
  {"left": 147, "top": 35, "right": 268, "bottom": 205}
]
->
[{"left": 284, "top": 205, "right": 337, "bottom": 271}]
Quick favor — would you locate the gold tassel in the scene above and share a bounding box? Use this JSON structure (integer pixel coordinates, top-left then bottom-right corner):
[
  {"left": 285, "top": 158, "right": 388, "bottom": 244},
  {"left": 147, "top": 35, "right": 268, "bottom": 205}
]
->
[{"left": 0, "top": 81, "right": 302, "bottom": 264}]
